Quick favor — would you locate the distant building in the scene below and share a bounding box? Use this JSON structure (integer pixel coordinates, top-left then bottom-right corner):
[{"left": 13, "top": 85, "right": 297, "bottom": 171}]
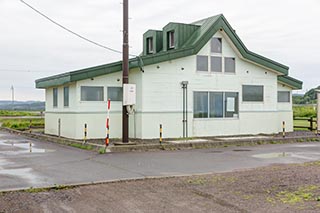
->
[{"left": 36, "top": 14, "right": 302, "bottom": 139}]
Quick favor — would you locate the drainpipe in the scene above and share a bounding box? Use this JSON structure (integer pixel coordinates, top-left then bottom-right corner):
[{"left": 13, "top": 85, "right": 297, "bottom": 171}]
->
[{"left": 181, "top": 81, "right": 189, "bottom": 138}]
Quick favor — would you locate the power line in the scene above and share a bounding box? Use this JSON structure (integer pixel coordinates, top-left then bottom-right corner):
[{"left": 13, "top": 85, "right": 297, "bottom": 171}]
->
[
  {"left": 19, "top": 0, "right": 138, "bottom": 57},
  {"left": 0, "top": 69, "right": 58, "bottom": 73}
]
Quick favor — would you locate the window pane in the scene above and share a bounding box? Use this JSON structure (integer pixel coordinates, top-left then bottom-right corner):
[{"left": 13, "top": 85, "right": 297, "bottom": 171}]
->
[
  {"left": 168, "top": 31, "right": 174, "bottom": 49},
  {"left": 81, "top": 86, "right": 104, "bottom": 101},
  {"left": 211, "top": 38, "right": 222, "bottom": 53},
  {"left": 197, "top": 56, "right": 208, "bottom": 71},
  {"left": 211, "top": 56, "right": 222, "bottom": 72},
  {"left": 242, "top": 85, "right": 264, "bottom": 102},
  {"left": 225, "top": 57, "right": 235, "bottom": 73},
  {"left": 225, "top": 92, "right": 239, "bottom": 118},
  {"left": 53, "top": 88, "right": 58, "bottom": 107},
  {"left": 194, "top": 92, "right": 208, "bottom": 118},
  {"left": 278, "top": 91, "right": 290, "bottom": 103},
  {"left": 209, "top": 92, "right": 223, "bottom": 118},
  {"left": 108, "top": 87, "right": 123, "bottom": 101},
  {"left": 147, "top": 37, "right": 153, "bottom": 54},
  {"left": 64, "top": 87, "right": 69, "bottom": 107}
]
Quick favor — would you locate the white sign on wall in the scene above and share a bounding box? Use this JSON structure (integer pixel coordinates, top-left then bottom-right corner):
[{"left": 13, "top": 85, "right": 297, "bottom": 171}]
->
[
  {"left": 123, "top": 84, "right": 136, "bottom": 106},
  {"left": 227, "top": 97, "right": 235, "bottom": 112}
]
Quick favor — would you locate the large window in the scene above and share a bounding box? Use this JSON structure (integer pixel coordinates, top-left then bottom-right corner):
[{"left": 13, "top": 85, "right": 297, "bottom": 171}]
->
[
  {"left": 225, "top": 57, "right": 235, "bottom": 73},
  {"left": 108, "top": 87, "right": 123, "bottom": 101},
  {"left": 209, "top": 92, "right": 223, "bottom": 117},
  {"left": 63, "top": 86, "right": 69, "bottom": 107},
  {"left": 194, "top": 91, "right": 239, "bottom": 118},
  {"left": 211, "top": 38, "right": 222, "bottom": 53},
  {"left": 211, "top": 56, "right": 222, "bottom": 72},
  {"left": 278, "top": 91, "right": 290, "bottom": 103},
  {"left": 146, "top": 37, "right": 154, "bottom": 54},
  {"left": 196, "top": 56, "right": 209, "bottom": 71},
  {"left": 194, "top": 92, "right": 208, "bottom": 118},
  {"left": 242, "top": 85, "right": 264, "bottom": 102},
  {"left": 53, "top": 88, "right": 58, "bottom": 107},
  {"left": 81, "top": 86, "right": 104, "bottom": 101},
  {"left": 167, "top": 31, "right": 175, "bottom": 49}
]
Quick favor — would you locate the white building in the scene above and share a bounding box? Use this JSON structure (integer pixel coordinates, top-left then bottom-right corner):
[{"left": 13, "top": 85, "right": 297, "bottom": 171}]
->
[{"left": 36, "top": 14, "right": 302, "bottom": 140}]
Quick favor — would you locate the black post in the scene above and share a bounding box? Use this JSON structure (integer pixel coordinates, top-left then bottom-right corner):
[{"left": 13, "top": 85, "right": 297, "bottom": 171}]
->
[
  {"left": 122, "top": 0, "right": 129, "bottom": 143},
  {"left": 310, "top": 117, "right": 314, "bottom": 131}
]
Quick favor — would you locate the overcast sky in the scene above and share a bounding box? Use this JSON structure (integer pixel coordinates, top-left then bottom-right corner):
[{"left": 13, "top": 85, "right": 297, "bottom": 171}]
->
[{"left": 0, "top": 0, "right": 319, "bottom": 101}]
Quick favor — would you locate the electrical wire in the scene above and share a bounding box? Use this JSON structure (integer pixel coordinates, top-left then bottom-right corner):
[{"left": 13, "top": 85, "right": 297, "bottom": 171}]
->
[{"left": 19, "top": 0, "right": 138, "bottom": 57}]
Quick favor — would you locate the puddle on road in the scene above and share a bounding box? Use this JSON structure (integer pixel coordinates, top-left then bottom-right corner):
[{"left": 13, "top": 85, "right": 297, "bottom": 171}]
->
[
  {"left": 253, "top": 152, "right": 320, "bottom": 160},
  {"left": 0, "top": 168, "right": 40, "bottom": 185},
  {"left": 293, "top": 144, "right": 319, "bottom": 148},
  {"left": 0, "top": 140, "right": 54, "bottom": 155},
  {"left": 252, "top": 152, "right": 291, "bottom": 159}
]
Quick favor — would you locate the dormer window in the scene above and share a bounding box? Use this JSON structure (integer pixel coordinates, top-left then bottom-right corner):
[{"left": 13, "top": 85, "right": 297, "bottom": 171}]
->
[
  {"left": 146, "top": 37, "right": 154, "bottom": 54},
  {"left": 168, "top": 31, "right": 175, "bottom": 49}
]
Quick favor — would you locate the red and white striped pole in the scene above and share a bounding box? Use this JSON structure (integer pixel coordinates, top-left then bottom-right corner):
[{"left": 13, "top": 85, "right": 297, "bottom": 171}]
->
[{"left": 106, "top": 99, "right": 111, "bottom": 147}]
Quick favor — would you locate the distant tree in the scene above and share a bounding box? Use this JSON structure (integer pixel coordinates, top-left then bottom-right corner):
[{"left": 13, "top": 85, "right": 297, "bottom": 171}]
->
[{"left": 293, "top": 86, "right": 320, "bottom": 104}]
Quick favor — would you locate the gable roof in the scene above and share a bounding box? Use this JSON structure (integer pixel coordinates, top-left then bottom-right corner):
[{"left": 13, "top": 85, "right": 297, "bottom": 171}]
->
[{"left": 36, "top": 14, "right": 302, "bottom": 89}]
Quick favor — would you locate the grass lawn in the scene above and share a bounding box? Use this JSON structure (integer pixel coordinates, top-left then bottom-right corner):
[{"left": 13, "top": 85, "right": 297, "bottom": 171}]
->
[{"left": 294, "top": 117, "right": 317, "bottom": 131}]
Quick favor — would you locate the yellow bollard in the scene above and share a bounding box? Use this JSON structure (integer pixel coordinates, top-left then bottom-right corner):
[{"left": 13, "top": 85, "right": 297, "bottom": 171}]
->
[
  {"left": 83, "top": 123, "right": 87, "bottom": 144},
  {"left": 282, "top": 121, "right": 286, "bottom": 138},
  {"left": 159, "top": 124, "right": 163, "bottom": 145}
]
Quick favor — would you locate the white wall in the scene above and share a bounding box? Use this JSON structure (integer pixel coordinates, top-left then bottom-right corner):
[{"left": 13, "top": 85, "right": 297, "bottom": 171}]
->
[
  {"left": 139, "top": 30, "right": 293, "bottom": 138},
  {"left": 44, "top": 30, "right": 294, "bottom": 139}
]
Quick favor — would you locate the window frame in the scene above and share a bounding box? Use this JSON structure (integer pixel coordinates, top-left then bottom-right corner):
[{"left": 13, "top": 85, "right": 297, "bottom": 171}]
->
[
  {"left": 224, "top": 57, "right": 236, "bottom": 73},
  {"left": 211, "top": 37, "right": 222, "bottom": 53},
  {"left": 146, "top": 37, "right": 154, "bottom": 54},
  {"left": 278, "top": 91, "right": 291, "bottom": 103},
  {"left": 210, "top": 56, "right": 222, "bottom": 72},
  {"left": 53, "top": 88, "right": 58, "bottom": 107},
  {"left": 193, "top": 91, "right": 239, "bottom": 119},
  {"left": 242, "top": 85, "right": 264, "bottom": 102},
  {"left": 63, "top": 86, "right": 69, "bottom": 107},
  {"left": 80, "top": 86, "right": 104, "bottom": 102},
  {"left": 107, "top": 87, "right": 123, "bottom": 102},
  {"left": 167, "top": 31, "right": 175, "bottom": 49},
  {"left": 196, "top": 55, "right": 209, "bottom": 72}
]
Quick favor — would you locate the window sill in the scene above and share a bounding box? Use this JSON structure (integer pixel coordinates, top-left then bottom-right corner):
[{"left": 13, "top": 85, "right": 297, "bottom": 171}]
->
[{"left": 193, "top": 117, "right": 239, "bottom": 121}]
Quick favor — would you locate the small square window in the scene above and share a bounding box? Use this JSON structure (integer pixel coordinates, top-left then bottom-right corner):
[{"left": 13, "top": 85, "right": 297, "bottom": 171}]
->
[
  {"left": 211, "top": 56, "right": 222, "bottom": 72},
  {"left": 242, "top": 85, "right": 264, "bottom": 102},
  {"left": 81, "top": 86, "right": 104, "bottom": 101},
  {"left": 278, "top": 91, "right": 290, "bottom": 103},
  {"left": 146, "top": 37, "right": 153, "bottom": 54},
  {"left": 225, "top": 57, "right": 235, "bottom": 73},
  {"left": 168, "top": 31, "right": 175, "bottom": 49},
  {"left": 108, "top": 87, "right": 123, "bottom": 101},
  {"left": 211, "top": 38, "right": 222, "bottom": 53},
  {"left": 197, "top": 56, "right": 208, "bottom": 71}
]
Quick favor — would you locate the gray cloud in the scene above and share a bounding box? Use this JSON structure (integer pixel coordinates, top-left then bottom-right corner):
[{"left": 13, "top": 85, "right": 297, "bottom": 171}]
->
[{"left": 0, "top": 0, "right": 319, "bottom": 100}]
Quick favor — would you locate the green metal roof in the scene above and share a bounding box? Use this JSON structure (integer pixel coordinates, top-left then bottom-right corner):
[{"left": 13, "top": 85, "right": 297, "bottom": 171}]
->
[
  {"left": 36, "top": 14, "right": 302, "bottom": 89},
  {"left": 278, "top": 76, "right": 303, "bottom": 90}
]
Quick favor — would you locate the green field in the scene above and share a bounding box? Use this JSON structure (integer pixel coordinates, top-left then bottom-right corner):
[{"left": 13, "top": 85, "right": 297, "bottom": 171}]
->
[
  {"left": 0, "top": 118, "right": 44, "bottom": 131},
  {"left": 0, "top": 110, "right": 39, "bottom": 117}
]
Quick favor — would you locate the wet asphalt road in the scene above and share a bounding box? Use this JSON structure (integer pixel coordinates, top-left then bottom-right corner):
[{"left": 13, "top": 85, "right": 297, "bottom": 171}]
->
[{"left": 1, "top": 130, "right": 320, "bottom": 191}]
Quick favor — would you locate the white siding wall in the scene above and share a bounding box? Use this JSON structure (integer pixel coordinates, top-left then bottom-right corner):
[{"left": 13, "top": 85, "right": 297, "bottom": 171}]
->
[
  {"left": 45, "top": 69, "right": 142, "bottom": 139},
  {"left": 139, "top": 30, "right": 293, "bottom": 138},
  {"left": 44, "top": 30, "right": 293, "bottom": 139}
]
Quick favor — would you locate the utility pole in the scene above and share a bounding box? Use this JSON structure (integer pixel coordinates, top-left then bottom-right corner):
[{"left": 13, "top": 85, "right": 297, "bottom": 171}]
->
[
  {"left": 11, "top": 85, "right": 14, "bottom": 111},
  {"left": 122, "top": 0, "right": 129, "bottom": 143},
  {"left": 316, "top": 89, "right": 320, "bottom": 135}
]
